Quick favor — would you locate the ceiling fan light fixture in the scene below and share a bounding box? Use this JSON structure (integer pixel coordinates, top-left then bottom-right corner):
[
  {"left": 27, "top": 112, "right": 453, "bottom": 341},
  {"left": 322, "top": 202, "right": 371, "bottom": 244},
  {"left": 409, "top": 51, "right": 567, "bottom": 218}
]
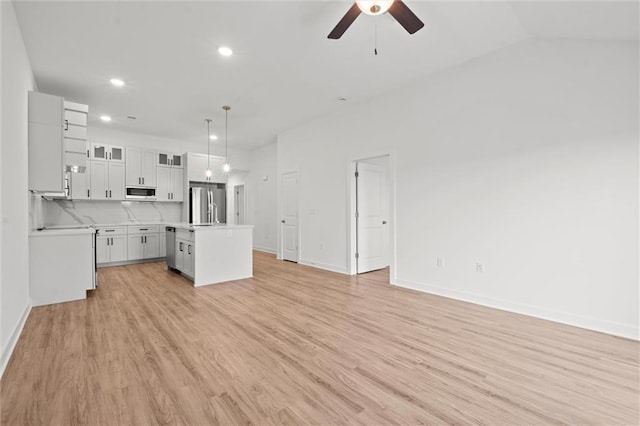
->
[{"left": 356, "top": 0, "right": 393, "bottom": 16}]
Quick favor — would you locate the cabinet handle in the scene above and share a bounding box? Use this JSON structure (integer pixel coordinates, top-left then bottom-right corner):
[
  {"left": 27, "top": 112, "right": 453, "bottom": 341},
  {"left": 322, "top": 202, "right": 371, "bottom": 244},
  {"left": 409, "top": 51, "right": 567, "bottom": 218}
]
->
[
  {"left": 64, "top": 119, "right": 69, "bottom": 131},
  {"left": 87, "top": 189, "right": 90, "bottom": 198},
  {"left": 106, "top": 238, "right": 109, "bottom": 246},
  {"left": 105, "top": 230, "right": 114, "bottom": 232},
  {"left": 106, "top": 190, "right": 108, "bottom": 198},
  {"left": 110, "top": 237, "right": 113, "bottom": 245},
  {"left": 145, "top": 236, "right": 147, "bottom": 243},
  {"left": 109, "top": 152, "right": 112, "bottom": 160},
  {"left": 140, "top": 228, "right": 148, "bottom": 231},
  {"left": 179, "top": 242, "right": 183, "bottom": 251},
  {"left": 109, "top": 190, "right": 112, "bottom": 198},
  {"left": 87, "top": 149, "right": 90, "bottom": 158},
  {"left": 188, "top": 245, "right": 191, "bottom": 255},
  {"left": 142, "top": 177, "right": 144, "bottom": 184}
]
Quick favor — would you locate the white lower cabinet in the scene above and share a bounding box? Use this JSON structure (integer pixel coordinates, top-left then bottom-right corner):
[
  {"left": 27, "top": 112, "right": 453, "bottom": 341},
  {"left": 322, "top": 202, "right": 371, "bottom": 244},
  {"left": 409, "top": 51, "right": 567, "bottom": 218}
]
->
[
  {"left": 96, "top": 226, "right": 128, "bottom": 265},
  {"left": 175, "top": 237, "right": 195, "bottom": 277},
  {"left": 127, "top": 225, "right": 160, "bottom": 261}
]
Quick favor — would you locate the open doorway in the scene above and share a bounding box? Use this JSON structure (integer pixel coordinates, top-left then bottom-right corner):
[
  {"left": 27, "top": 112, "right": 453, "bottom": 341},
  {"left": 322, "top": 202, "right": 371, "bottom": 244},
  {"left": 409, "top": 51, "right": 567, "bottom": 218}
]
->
[
  {"left": 353, "top": 155, "right": 392, "bottom": 275},
  {"left": 234, "top": 185, "right": 245, "bottom": 225}
]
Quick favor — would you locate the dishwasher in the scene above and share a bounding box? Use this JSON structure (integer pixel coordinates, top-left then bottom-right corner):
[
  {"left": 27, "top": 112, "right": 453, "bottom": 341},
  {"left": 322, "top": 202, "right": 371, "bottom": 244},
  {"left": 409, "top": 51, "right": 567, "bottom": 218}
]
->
[{"left": 165, "top": 226, "right": 176, "bottom": 269}]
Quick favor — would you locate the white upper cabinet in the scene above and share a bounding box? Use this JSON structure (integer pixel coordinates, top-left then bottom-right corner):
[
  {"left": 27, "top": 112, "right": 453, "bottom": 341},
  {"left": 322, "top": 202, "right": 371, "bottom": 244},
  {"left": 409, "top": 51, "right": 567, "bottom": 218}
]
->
[
  {"left": 28, "top": 91, "right": 64, "bottom": 192},
  {"left": 186, "top": 153, "right": 225, "bottom": 183},
  {"left": 125, "top": 147, "right": 156, "bottom": 187},
  {"left": 90, "top": 161, "right": 124, "bottom": 200},
  {"left": 158, "top": 152, "right": 183, "bottom": 168},
  {"left": 91, "top": 143, "right": 124, "bottom": 162},
  {"left": 156, "top": 166, "right": 183, "bottom": 202}
]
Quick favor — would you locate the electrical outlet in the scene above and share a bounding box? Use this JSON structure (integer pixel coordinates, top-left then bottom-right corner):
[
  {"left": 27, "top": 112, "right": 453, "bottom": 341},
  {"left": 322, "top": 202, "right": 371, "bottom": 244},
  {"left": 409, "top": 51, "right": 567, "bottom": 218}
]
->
[
  {"left": 437, "top": 257, "right": 444, "bottom": 268},
  {"left": 476, "top": 263, "right": 484, "bottom": 273}
]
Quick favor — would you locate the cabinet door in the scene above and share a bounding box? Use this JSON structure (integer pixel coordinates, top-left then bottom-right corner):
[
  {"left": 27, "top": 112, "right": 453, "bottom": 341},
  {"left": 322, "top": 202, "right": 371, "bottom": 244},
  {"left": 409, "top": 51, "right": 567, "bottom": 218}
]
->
[
  {"left": 29, "top": 91, "right": 63, "bottom": 126},
  {"left": 188, "top": 153, "right": 209, "bottom": 182},
  {"left": 141, "top": 150, "right": 157, "bottom": 187},
  {"left": 91, "top": 144, "right": 108, "bottom": 160},
  {"left": 108, "top": 162, "right": 125, "bottom": 200},
  {"left": 184, "top": 243, "right": 195, "bottom": 276},
  {"left": 70, "top": 162, "right": 91, "bottom": 200},
  {"left": 158, "top": 233, "right": 166, "bottom": 257},
  {"left": 175, "top": 239, "right": 185, "bottom": 271},
  {"left": 211, "top": 157, "right": 226, "bottom": 183},
  {"left": 96, "top": 237, "right": 110, "bottom": 264},
  {"left": 170, "top": 168, "right": 184, "bottom": 202},
  {"left": 158, "top": 153, "right": 170, "bottom": 166},
  {"left": 144, "top": 234, "right": 159, "bottom": 259},
  {"left": 125, "top": 147, "right": 141, "bottom": 186},
  {"left": 127, "top": 235, "right": 144, "bottom": 260},
  {"left": 109, "top": 145, "right": 125, "bottom": 162},
  {"left": 110, "top": 236, "right": 128, "bottom": 262},
  {"left": 156, "top": 167, "right": 171, "bottom": 202},
  {"left": 90, "top": 161, "right": 109, "bottom": 200},
  {"left": 171, "top": 154, "right": 183, "bottom": 168},
  {"left": 28, "top": 122, "right": 64, "bottom": 192}
]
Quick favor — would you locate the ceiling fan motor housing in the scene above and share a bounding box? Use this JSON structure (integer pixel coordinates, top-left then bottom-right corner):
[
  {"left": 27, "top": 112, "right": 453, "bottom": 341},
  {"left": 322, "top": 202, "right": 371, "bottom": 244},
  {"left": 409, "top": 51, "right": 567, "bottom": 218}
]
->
[{"left": 356, "top": 0, "right": 394, "bottom": 16}]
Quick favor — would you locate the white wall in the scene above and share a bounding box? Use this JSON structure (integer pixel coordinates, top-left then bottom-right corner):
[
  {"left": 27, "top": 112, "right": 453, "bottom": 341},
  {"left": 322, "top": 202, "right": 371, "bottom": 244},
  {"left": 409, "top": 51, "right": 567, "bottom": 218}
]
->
[
  {"left": 277, "top": 40, "right": 639, "bottom": 339},
  {"left": 248, "top": 143, "right": 278, "bottom": 253},
  {"left": 1, "top": 1, "right": 36, "bottom": 374}
]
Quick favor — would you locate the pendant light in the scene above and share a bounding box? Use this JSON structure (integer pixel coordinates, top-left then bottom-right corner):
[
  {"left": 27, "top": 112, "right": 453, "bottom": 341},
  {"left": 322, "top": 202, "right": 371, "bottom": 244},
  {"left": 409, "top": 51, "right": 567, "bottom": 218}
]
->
[
  {"left": 205, "top": 118, "right": 213, "bottom": 179},
  {"left": 222, "top": 105, "right": 231, "bottom": 173}
]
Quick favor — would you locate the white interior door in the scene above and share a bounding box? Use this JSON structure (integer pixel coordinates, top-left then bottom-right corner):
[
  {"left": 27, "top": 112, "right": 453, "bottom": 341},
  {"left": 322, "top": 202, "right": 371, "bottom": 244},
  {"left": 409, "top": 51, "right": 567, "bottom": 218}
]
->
[
  {"left": 282, "top": 172, "right": 299, "bottom": 262},
  {"left": 234, "top": 185, "right": 245, "bottom": 225},
  {"left": 357, "top": 162, "right": 389, "bottom": 273}
]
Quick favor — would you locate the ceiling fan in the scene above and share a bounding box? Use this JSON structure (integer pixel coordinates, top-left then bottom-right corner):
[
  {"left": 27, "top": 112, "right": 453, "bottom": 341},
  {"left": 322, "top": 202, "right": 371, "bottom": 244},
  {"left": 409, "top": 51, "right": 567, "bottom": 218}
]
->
[{"left": 328, "top": 0, "right": 424, "bottom": 40}]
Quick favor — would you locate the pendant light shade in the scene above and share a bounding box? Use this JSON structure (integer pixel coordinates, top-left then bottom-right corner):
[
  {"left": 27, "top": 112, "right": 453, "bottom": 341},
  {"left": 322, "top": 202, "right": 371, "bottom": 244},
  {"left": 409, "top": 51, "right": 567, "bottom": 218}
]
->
[{"left": 222, "top": 105, "right": 231, "bottom": 173}]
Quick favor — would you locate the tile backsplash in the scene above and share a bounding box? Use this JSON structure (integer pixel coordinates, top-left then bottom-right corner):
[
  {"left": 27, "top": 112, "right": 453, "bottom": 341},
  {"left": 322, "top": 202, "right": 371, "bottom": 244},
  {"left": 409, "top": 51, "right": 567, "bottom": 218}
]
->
[{"left": 41, "top": 199, "right": 182, "bottom": 227}]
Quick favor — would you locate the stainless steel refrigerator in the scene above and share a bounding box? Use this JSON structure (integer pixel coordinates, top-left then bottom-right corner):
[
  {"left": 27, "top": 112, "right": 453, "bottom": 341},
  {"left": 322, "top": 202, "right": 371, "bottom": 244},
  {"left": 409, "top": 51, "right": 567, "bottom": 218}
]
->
[{"left": 189, "top": 182, "right": 226, "bottom": 224}]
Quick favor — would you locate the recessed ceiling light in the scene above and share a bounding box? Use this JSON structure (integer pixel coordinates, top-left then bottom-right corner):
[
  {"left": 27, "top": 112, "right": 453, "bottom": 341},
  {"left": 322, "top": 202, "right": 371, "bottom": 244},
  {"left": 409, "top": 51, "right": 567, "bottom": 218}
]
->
[
  {"left": 100, "top": 115, "right": 112, "bottom": 122},
  {"left": 110, "top": 78, "right": 125, "bottom": 87},
  {"left": 209, "top": 134, "right": 218, "bottom": 140},
  {"left": 218, "top": 46, "right": 233, "bottom": 57}
]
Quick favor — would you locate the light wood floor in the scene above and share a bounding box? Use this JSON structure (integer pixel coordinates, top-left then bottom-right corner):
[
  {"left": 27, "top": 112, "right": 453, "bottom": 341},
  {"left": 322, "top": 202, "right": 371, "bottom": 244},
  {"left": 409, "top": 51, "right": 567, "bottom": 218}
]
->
[{"left": 1, "top": 252, "right": 638, "bottom": 425}]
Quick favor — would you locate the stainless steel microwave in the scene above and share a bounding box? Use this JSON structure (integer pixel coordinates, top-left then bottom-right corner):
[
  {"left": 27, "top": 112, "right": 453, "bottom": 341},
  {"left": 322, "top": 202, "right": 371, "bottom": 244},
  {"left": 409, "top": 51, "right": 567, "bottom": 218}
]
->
[{"left": 126, "top": 187, "right": 156, "bottom": 200}]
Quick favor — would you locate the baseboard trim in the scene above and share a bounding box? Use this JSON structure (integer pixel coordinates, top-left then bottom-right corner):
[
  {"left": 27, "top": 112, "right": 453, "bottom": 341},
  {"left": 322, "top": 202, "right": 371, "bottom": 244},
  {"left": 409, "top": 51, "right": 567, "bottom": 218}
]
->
[
  {"left": 253, "top": 246, "right": 276, "bottom": 255},
  {"left": 97, "top": 257, "right": 165, "bottom": 268},
  {"left": 1, "top": 301, "right": 32, "bottom": 379},
  {"left": 394, "top": 279, "right": 639, "bottom": 341},
  {"left": 299, "top": 259, "right": 348, "bottom": 274}
]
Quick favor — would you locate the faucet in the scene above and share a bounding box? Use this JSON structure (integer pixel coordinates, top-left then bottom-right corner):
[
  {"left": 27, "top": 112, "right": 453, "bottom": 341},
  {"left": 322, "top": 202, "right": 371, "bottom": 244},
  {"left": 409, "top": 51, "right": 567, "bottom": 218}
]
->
[{"left": 212, "top": 202, "right": 219, "bottom": 224}]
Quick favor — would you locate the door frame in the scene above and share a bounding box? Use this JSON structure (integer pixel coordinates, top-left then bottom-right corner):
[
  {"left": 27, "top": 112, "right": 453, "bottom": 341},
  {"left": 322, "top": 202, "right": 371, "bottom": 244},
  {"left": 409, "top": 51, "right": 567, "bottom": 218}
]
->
[
  {"left": 278, "top": 169, "right": 300, "bottom": 262},
  {"left": 347, "top": 151, "right": 396, "bottom": 282}
]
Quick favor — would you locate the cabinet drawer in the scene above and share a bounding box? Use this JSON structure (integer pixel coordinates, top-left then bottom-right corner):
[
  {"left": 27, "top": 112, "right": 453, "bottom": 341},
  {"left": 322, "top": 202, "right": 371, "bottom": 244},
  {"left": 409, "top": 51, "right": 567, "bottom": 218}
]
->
[
  {"left": 176, "top": 228, "right": 194, "bottom": 242},
  {"left": 127, "top": 224, "right": 159, "bottom": 234},
  {"left": 97, "top": 226, "right": 127, "bottom": 236},
  {"left": 64, "top": 124, "right": 87, "bottom": 140},
  {"left": 64, "top": 110, "right": 87, "bottom": 126}
]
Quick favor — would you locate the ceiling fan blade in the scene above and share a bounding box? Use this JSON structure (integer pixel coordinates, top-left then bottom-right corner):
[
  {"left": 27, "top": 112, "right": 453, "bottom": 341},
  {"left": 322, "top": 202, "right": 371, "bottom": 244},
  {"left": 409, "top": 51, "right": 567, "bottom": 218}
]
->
[
  {"left": 328, "top": 3, "right": 361, "bottom": 39},
  {"left": 388, "top": 0, "right": 424, "bottom": 34}
]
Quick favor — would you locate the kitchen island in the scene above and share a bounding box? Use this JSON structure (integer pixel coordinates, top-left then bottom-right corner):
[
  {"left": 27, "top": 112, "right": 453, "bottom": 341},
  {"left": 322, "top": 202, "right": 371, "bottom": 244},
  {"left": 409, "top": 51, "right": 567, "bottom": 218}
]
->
[{"left": 168, "top": 223, "right": 253, "bottom": 287}]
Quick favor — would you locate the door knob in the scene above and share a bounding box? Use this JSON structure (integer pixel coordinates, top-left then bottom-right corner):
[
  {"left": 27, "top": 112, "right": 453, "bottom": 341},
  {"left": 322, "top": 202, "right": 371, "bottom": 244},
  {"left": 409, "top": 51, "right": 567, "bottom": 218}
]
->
[{"left": 382, "top": 221, "right": 387, "bottom": 224}]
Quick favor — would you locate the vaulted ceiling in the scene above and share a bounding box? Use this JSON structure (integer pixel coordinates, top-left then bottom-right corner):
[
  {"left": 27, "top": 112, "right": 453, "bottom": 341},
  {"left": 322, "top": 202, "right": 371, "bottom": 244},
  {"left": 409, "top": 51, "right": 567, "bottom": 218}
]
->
[{"left": 13, "top": 1, "right": 639, "bottom": 150}]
